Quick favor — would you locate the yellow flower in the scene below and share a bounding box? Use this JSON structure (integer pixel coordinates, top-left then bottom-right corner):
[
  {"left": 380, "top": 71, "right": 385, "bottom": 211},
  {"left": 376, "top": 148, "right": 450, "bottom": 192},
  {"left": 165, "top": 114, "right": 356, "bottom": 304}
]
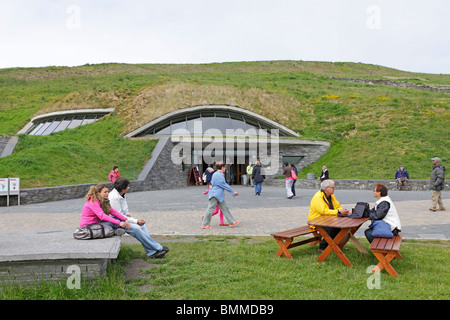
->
[
  {"left": 322, "top": 94, "right": 339, "bottom": 99},
  {"left": 377, "top": 97, "right": 390, "bottom": 102}
]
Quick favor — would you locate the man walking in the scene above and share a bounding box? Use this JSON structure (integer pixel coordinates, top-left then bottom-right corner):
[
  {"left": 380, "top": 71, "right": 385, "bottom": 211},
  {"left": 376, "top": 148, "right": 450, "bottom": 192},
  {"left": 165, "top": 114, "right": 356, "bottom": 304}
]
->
[
  {"left": 202, "top": 161, "right": 239, "bottom": 229},
  {"left": 429, "top": 157, "right": 446, "bottom": 211}
]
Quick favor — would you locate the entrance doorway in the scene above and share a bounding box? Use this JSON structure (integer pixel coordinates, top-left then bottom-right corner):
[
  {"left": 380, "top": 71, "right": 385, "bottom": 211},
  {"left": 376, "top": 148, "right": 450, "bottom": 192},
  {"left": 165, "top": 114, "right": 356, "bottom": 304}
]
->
[{"left": 191, "top": 149, "right": 257, "bottom": 185}]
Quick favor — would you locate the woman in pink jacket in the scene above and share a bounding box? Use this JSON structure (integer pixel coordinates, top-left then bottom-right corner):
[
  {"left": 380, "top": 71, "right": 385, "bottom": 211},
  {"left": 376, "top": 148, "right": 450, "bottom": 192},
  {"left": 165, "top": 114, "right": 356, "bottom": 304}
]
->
[
  {"left": 80, "top": 183, "right": 130, "bottom": 230},
  {"left": 108, "top": 166, "right": 120, "bottom": 183}
]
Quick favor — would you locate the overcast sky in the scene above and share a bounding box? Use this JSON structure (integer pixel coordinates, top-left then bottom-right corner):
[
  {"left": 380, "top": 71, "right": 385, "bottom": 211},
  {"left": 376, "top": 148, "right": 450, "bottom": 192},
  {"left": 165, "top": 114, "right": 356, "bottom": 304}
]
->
[{"left": 1, "top": 0, "right": 449, "bottom": 74}]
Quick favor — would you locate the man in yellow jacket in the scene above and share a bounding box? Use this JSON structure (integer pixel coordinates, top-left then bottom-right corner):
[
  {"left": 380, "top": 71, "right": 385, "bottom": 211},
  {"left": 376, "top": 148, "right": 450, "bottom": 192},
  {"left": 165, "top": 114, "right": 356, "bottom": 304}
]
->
[{"left": 308, "top": 179, "right": 350, "bottom": 251}]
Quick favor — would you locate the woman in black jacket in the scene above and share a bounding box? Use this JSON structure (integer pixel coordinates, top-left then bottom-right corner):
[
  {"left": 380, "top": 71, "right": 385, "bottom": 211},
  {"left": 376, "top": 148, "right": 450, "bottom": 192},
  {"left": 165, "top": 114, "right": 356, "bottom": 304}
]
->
[
  {"left": 251, "top": 160, "right": 265, "bottom": 196},
  {"left": 319, "top": 166, "right": 329, "bottom": 182}
]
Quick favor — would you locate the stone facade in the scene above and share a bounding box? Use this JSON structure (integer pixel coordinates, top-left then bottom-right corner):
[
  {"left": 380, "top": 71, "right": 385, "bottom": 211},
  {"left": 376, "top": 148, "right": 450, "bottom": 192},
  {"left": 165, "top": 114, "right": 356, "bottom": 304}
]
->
[{"left": 276, "top": 140, "right": 330, "bottom": 174}]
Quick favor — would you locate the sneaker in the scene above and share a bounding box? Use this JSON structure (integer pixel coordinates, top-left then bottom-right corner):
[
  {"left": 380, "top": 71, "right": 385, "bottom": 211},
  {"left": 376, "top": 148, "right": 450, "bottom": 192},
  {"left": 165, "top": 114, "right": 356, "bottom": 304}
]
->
[
  {"left": 429, "top": 207, "right": 437, "bottom": 211},
  {"left": 201, "top": 225, "right": 212, "bottom": 229},
  {"left": 436, "top": 208, "right": 446, "bottom": 211},
  {"left": 229, "top": 221, "right": 239, "bottom": 227},
  {"left": 148, "top": 250, "right": 166, "bottom": 259},
  {"left": 162, "top": 246, "right": 170, "bottom": 253}
]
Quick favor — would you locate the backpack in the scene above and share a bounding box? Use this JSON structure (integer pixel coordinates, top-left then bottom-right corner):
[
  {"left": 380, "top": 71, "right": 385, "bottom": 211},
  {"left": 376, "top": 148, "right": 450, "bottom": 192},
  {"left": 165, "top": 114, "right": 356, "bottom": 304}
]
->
[
  {"left": 73, "top": 222, "right": 115, "bottom": 240},
  {"left": 351, "top": 202, "right": 370, "bottom": 219}
]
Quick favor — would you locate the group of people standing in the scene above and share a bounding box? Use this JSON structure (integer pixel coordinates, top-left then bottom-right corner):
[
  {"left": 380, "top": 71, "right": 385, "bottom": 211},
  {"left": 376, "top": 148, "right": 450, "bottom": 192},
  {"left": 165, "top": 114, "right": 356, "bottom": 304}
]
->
[{"left": 282, "top": 162, "right": 298, "bottom": 199}]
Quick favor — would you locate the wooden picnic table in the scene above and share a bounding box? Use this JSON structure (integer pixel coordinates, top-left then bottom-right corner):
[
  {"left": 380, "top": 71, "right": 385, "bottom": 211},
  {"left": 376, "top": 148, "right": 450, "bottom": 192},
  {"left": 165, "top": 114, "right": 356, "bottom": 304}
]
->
[{"left": 307, "top": 215, "right": 370, "bottom": 266}]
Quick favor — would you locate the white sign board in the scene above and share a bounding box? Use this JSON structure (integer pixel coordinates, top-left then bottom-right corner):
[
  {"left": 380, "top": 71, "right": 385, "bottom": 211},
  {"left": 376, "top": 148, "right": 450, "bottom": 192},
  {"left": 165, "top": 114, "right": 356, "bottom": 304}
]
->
[
  {"left": 0, "top": 178, "right": 8, "bottom": 195},
  {"left": 9, "top": 177, "right": 20, "bottom": 195}
]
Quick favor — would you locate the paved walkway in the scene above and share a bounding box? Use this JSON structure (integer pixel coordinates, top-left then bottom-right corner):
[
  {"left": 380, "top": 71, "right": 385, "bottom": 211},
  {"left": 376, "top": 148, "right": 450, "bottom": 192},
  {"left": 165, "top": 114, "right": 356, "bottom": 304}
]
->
[{"left": 0, "top": 186, "right": 449, "bottom": 240}]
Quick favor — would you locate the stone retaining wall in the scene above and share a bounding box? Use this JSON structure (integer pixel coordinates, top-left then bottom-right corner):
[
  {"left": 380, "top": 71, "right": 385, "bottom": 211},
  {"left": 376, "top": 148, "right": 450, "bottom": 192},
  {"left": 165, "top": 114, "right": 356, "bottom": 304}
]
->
[
  {"left": 265, "top": 178, "right": 449, "bottom": 191},
  {"left": 0, "top": 229, "right": 122, "bottom": 286},
  {"left": 0, "top": 258, "right": 109, "bottom": 286}
]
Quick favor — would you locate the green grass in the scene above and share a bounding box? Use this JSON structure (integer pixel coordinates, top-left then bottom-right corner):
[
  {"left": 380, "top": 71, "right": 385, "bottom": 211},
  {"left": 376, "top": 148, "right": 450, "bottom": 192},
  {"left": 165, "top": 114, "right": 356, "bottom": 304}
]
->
[
  {"left": 1, "top": 236, "right": 448, "bottom": 300},
  {"left": 0, "top": 115, "right": 157, "bottom": 188},
  {"left": 0, "top": 61, "right": 448, "bottom": 187}
]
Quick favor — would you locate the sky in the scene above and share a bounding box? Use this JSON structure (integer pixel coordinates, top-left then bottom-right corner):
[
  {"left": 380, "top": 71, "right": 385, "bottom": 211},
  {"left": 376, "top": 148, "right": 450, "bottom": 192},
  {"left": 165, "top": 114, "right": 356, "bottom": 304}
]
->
[{"left": 0, "top": 0, "right": 449, "bottom": 74}]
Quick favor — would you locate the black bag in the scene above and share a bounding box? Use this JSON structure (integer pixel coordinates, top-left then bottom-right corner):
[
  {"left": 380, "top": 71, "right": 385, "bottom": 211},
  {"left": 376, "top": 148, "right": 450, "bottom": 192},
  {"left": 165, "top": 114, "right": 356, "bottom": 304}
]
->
[
  {"left": 73, "top": 222, "right": 115, "bottom": 240},
  {"left": 351, "top": 202, "right": 370, "bottom": 219}
]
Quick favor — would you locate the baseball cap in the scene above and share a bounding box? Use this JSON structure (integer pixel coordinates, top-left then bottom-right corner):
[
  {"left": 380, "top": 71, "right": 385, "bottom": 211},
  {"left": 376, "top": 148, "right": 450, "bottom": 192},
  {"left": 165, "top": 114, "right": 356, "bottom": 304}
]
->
[{"left": 431, "top": 157, "right": 441, "bottom": 162}]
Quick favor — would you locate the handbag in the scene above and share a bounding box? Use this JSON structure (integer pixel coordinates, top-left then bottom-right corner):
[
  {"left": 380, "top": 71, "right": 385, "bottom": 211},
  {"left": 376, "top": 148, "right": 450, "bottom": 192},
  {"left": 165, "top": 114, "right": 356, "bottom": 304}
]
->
[
  {"left": 291, "top": 169, "right": 298, "bottom": 180},
  {"left": 370, "top": 220, "right": 393, "bottom": 238},
  {"left": 73, "top": 222, "right": 115, "bottom": 240},
  {"left": 351, "top": 202, "right": 370, "bottom": 219}
]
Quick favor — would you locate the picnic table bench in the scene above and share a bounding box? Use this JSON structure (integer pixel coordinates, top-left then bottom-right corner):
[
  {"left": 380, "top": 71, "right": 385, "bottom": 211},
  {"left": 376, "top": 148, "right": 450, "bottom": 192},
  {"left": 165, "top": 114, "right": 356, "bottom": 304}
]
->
[
  {"left": 271, "top": 225, "right": 322, "bottom": 259},
  {"left": 307, "top": 216, "right": 369, "bottom": 266},
  {"left": 369, "top": 233, "right": 403, "bottom": 277}
]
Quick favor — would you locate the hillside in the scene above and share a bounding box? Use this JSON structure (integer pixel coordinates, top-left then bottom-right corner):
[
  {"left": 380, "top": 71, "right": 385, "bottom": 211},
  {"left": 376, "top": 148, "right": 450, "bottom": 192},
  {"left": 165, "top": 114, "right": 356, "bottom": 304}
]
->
[{"left": 0, "top": 60, "right": 448, "bottom": 188}]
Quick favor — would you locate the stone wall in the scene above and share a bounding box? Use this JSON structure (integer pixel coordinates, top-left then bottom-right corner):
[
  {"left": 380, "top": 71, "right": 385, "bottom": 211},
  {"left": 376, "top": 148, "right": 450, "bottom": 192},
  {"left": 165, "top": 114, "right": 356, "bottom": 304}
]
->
[
  {"left": 0, "top": 258, "right": 110, "bottom": 286},
  {"left": 265, "top": 178, "right": 449, "bottom": 191}
]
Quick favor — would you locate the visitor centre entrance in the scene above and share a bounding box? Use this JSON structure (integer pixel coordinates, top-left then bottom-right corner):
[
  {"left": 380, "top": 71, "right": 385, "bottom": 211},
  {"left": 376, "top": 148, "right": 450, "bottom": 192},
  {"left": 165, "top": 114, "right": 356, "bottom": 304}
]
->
[{"left": 126, "top": 105, "right": 302, "bottom": 185}]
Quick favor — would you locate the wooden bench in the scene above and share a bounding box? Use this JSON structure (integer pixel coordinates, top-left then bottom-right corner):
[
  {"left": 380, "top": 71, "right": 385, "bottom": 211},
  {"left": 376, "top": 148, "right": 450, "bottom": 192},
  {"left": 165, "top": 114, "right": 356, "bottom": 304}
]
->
[
  {"left": 369, "top": 233, "right": 403, "bottom": 277},
  {"left": 271, "top": 226, "right": 322, "bottom": 259}
]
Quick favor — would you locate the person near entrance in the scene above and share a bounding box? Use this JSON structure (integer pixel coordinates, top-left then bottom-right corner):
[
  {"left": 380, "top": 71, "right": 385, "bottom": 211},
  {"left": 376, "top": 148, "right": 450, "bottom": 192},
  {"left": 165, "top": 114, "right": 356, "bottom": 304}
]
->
[
  {"left": 202, "top": 161, "right": 239, "bottom": 229},
  {"left": 252, "top": 160, "right": 265, "bottom": 195},
  {"left": 246, "top": 162, "right": 253, "bottom": 187},
  {"left": 228, "top": 163, "right": 235, "bottom": 185},
  {"left": 204, "top": 163, "right": 215, "bottom": 189}
]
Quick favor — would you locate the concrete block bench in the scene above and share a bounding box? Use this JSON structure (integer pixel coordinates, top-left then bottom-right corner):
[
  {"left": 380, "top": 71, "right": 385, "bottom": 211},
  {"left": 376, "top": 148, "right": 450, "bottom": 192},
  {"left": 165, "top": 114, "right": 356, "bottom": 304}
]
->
[{"left": 0, "top": 229, "right": 122, "bottom": 286}]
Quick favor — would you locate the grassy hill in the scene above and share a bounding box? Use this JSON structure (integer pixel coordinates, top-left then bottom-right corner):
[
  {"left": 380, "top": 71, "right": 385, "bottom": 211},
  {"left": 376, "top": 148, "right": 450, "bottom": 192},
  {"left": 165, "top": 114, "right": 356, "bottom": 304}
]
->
[{"left": 0, "top": 61, "right": 448, "bottom": 188}]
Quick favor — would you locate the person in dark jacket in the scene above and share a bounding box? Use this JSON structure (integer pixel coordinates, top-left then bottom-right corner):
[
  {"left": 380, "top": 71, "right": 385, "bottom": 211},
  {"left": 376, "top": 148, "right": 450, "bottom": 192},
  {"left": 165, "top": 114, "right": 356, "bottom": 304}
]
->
[
  {"left": 394, "top": 165, "right": 409, "bottom": 190},
  {"left": 291, "top": 163, "right": 298, "bottom": 197},
  {"left": 251, "top": 160, "right": 265, "bottom": 196},
  {"left": 319, "top": 166, "right": 329, "bottom": 182},
  {"left": 429, "top": 157, "right": 446, "bottom": 211},
  {"left": 205, "top": 164, "right": 215, "bottom": 188}
]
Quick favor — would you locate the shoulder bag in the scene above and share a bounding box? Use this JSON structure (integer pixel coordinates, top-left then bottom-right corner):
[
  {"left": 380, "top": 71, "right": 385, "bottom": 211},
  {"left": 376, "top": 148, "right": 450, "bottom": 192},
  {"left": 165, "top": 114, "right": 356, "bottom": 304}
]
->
[
  {"left": 351, "top": 202, "right": 370, "bottom": 219},
  {"left": 73, "top": 222, "right": 115, "bottom": 240}
]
